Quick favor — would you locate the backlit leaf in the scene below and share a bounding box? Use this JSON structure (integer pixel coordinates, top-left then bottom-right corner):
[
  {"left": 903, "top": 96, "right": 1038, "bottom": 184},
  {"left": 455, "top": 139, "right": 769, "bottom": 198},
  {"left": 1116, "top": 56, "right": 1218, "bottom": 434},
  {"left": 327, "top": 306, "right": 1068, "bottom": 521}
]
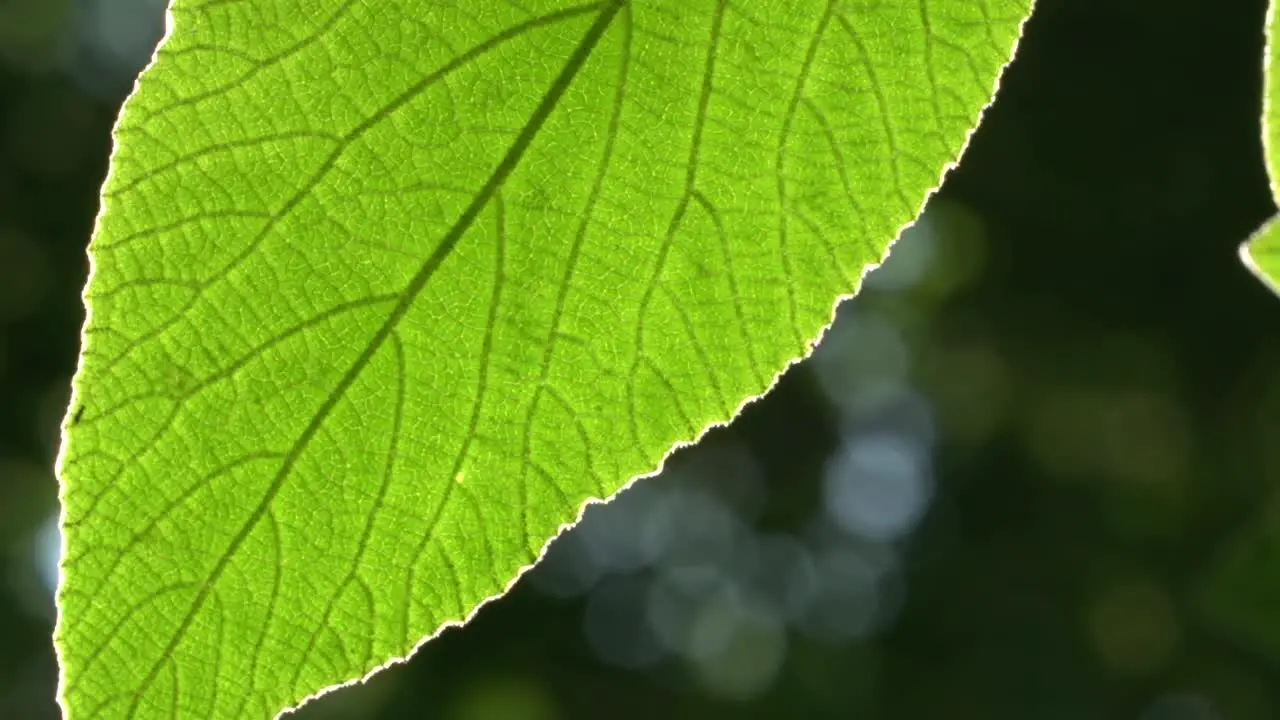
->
[{"left": 57, "top": 1, "right": 1031, "bottom": 717}]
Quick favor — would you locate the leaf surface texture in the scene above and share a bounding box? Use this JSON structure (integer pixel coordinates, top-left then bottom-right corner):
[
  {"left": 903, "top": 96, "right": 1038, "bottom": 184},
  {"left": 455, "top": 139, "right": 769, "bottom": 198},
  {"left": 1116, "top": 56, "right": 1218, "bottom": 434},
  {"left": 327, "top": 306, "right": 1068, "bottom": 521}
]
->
[{"left": 57, "top": 1, "right": 1030, "bottom": 717}]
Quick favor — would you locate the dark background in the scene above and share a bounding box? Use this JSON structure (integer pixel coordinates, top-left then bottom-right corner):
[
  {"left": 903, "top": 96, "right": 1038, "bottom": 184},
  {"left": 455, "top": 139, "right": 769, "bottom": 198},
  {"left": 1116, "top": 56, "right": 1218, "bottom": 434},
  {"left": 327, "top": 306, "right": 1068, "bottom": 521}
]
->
[{"left": 4, "top": 0, "right": 1280, "bottom": 718}]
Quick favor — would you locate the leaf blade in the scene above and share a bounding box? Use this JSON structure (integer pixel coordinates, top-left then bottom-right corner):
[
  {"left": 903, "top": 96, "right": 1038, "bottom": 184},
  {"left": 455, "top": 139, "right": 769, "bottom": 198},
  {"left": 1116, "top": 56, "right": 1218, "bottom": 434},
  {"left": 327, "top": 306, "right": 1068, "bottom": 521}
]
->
[
  {"left": 57, "top": 1, "right": 1032, "bottom": 717},
  {"left": 1243, "top": 0, "right": 1280, "bottom": 289}
]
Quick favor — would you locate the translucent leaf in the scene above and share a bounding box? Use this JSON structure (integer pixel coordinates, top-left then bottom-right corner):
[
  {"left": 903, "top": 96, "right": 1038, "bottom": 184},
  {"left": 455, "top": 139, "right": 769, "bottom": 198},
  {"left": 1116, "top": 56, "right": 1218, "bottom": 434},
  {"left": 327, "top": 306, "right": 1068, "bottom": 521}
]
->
[{"left": 56, "top": 1, "right": 1032, "bottom": 717}]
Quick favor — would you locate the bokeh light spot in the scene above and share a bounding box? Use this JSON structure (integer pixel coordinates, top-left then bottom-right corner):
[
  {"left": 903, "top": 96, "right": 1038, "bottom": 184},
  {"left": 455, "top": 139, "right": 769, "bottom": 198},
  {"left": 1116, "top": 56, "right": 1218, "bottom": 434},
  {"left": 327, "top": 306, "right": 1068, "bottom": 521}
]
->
[
  {"left": 447, "top": 676, "right": 559, "bottom": 720},
  {"left": 823, "top": 434, "right": 933, "bottom": 542},
  {"left": 1140, "top": 693, "right": 1220, "bottom": 720},
  {"left": 687, "top": 595, "right": 788, "bottom": 702},
  {"left": 1088, "top": 578, "right": 1181, "bottom": 677}
]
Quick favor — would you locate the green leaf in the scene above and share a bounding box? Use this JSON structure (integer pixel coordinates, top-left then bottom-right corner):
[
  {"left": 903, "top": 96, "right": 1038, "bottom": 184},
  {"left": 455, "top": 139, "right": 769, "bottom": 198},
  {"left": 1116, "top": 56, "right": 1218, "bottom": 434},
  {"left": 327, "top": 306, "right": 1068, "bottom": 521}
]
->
[
  {"left": 1243, "top": 0, "right": 1280, "bottom": 290},
  {"left": 56, "top": 1, "right": 1031, "bottom": 717}
]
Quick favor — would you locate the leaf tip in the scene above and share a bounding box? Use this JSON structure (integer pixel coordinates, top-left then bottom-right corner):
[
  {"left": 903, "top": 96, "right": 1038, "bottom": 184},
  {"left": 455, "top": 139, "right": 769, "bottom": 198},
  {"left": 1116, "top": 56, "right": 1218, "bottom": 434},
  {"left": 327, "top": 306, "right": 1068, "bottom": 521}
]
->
[{"left": 1241, "top": 215, "right": 1280, "bottom": 297}]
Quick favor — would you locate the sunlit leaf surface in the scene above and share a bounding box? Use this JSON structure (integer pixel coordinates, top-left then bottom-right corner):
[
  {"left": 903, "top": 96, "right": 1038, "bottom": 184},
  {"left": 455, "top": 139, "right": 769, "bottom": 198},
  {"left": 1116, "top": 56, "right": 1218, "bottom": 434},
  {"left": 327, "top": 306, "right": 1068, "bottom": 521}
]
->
[
  {"left": 1243, "top": 0, "right": 1280, "bottom": 290},
  {"left": 56, "top": 1, "right": 1031, "bottom": 717}
]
